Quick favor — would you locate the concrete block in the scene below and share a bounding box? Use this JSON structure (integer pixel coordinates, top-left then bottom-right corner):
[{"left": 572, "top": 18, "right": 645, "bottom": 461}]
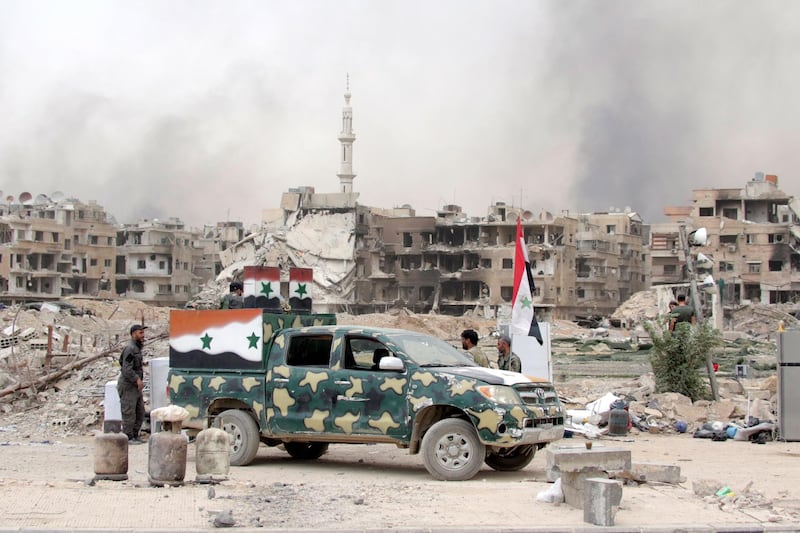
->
[
  {"left": 562, "top": 471, "right": 600, "bottom": 508},
  {"left": 545, "top": 444, "right": 590, "bottom": 482},
  {"left": 631, "top": 462, "right": 683, "bottom": 484},
  {"left": 583, "top": 477, "right": 623, "bottom": 527},
  {"left": 547, "top": 445, "right": 632, "bottom": 474}
]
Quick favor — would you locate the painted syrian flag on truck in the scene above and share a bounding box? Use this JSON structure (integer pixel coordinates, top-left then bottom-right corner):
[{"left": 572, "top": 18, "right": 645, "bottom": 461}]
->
[
  {"left": 169, "top": 309, "right": 264, "bottom": 370},
  {"left": 289, "top": 267, "right": 313, "bottom": 313},
  {"left": 243, "top": 266, "right": 281, "bottom": 311},
  {"left": 511, "top": 217, "right": 543, "bottom": 345}
]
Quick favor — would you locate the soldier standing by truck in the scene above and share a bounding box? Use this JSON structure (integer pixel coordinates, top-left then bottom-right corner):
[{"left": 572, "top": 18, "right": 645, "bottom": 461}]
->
[
  {"left": 496, "top": 334, "right": 521, "bottom": 372},
  {"left": 118, "top": 324, "right": 147, "bottom": 444},
  {"left": 460, "top": 329, "right": 489, "bottom": 367}
]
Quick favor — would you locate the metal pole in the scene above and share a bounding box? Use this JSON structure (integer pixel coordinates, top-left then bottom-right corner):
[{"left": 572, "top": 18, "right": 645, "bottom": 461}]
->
[{"left": 679, "top": 224, "right": 720, "bottom": 401}]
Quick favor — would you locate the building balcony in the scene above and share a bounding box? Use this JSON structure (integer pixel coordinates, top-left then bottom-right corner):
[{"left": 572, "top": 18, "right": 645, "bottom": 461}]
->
[{"left": 118, "top": 244, "right": 173, "bottom": 254}]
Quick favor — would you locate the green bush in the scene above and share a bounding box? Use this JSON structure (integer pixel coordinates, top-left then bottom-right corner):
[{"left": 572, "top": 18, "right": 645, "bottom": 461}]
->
[{"left": 644, "top": 320, "right": 723, "bottom": 401}]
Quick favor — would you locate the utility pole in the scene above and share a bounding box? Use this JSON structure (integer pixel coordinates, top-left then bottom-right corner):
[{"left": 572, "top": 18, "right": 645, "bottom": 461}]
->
[{"left": 679, "top": 224, "right": 720, "bottom": 401}]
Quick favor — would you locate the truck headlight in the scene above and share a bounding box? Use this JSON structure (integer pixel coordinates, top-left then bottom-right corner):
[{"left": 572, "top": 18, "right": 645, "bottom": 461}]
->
[{"left": 477, "top": 385, "right": 521, "bottom": 405}]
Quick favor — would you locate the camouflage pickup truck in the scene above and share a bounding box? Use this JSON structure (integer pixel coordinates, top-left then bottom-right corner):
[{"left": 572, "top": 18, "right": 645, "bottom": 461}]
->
[{"left": 167, "top": 309, "right": 564, "bottom": 481}]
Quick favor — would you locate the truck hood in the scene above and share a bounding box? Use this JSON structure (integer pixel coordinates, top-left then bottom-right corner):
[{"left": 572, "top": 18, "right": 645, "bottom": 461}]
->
[{"left": 437, "top": 366, "right": 550, "bottom": 386}]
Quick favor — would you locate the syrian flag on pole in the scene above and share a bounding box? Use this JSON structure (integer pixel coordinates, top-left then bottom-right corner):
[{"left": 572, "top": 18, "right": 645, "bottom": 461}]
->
[{"left": 511, "top": 216, "right": 543, "bottom": 345}]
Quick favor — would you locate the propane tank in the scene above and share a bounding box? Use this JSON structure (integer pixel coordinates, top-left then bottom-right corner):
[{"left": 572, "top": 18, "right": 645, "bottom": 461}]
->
[
  {"left": 195, "top": 427, "right": 231, "bottom": 483},
  {"left": 608, "top": 408, "right": 629, "bottom": 436},
  {"left": 94, "top": 430, "right": 129, "bottom": 481},
  {"left": 148, "top": 421, "right": 188, "bottom": 487}
]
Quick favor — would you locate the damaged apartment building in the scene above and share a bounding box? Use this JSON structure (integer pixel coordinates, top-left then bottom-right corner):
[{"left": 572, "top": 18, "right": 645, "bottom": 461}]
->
[
  {"left": 0, "top": 194, "right": 210, "bottom": 307},
  {"left": 115, "top": 218, "right": 205, "bottom": 306},
  {"left": 0, "top": 195, "right": 116, "bottom": 301},
  {"left": 649, "top": 173, "right": 800, "bottom": 307},
  {"left": 350, "top": 203, "right": 648, "bottom": 320}
]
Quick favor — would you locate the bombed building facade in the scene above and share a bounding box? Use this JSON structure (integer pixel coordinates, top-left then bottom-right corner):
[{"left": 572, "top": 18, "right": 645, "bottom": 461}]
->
[
  {"left": 0, "top": 197, "right": 117, "bottom": 300},
  {"left": 649, "top": 173, "right": 800, "bottom": 307}
]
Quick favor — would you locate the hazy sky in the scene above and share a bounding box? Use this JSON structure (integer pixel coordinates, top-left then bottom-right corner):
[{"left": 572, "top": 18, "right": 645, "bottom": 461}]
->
[{"left": 2, "top": 1, "right": 799, "bottom": 227}]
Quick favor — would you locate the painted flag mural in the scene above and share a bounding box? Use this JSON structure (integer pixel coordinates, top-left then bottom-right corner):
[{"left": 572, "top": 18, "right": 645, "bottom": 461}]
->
[
  {"left": 289, "top": 267, "right": 313, "bottom": 314},
  {"left": 243, "top": 266, "right": 281, "bottom": 311},
  {"left": 511, "top": 217, "right": 543, "bottom": 345},
  {"left": 169, "top": 309, "right": 264, "bottom": 369}
]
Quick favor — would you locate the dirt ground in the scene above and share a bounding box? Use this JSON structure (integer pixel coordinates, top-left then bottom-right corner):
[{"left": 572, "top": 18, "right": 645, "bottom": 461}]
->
[{"left": 0, "top": 420, "right": 799, "bottom": 530}]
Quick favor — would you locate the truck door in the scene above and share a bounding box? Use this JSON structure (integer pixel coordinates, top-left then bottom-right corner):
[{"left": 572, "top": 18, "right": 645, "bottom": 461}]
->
[
  {"left": 266, "top": 332, "right": 338, "bottom": 435},
  {"left": 328, "top": 334, "right": 409, "bottom": 439}
]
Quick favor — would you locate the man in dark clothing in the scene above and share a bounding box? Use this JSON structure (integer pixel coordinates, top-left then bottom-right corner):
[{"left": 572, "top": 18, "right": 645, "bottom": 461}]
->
[
  {"left": 118, "top": 324, "right": 147, "bottom": 443},
  {"left": 221, "top": 281, "right": 244, "bottom": 309},
  {"left": 669, "top": 294, "right": 696, "bottom": 331}
]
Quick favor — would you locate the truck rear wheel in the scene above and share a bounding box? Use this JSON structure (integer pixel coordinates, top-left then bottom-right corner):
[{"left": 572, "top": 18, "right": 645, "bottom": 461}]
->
[
  {"left": 284, "top": 442, "right": 329, "bottom": 460},
  {"left": 218, "top": 409, "right": 260, "bottom": 466},
  {"left": 421, "top": 418, "right": 485, "bottom": 481},
  {"left": 485, "top": 445, "right": 536, "bottom": 471}
]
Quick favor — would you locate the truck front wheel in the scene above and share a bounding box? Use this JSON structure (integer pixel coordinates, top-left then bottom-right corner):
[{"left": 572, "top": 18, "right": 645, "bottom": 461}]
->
[
  {"left": 217, "top": 409, "right": 260, "bottom": 466},
  {"left": 485, "top": 445, "right": 536, "bottom": 471},
  {"left": 284, "top": 442, "right": 329, "bottom": 460},
  {"left": 421, "top": 418, "right": 485, "bottom": 481}
]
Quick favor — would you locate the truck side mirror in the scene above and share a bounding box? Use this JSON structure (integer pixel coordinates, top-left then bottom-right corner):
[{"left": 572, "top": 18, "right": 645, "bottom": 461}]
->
[{"left": 378, "top": 356, "right": 404, "bottom": 371}]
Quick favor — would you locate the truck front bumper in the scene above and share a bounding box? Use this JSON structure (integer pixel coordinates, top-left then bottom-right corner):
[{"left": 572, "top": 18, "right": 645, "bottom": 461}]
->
[{"left": 517, "top": 424, "right": 565, "bottom": 445}]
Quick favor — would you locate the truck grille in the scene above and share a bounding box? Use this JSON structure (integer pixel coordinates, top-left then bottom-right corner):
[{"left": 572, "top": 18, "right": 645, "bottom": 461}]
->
[{"left": 514, "top": 383, "right": 560, "bottom": 408}]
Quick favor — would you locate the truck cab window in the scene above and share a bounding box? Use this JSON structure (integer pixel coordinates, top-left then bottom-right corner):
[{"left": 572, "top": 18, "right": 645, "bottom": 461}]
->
[
  {"left": 344, "top": 337, "right": 388, "bottom": 370},
  {"left": 286, "top": 335, "right": 333, "bottom": 367}
]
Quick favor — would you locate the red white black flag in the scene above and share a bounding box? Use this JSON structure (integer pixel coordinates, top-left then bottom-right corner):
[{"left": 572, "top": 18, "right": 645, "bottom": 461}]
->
[{"left": 511, "top": 216, "right": 543, "bottom": 345}]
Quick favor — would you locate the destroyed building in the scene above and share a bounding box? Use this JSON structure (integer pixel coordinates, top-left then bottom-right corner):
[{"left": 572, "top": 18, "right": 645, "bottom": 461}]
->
[
  {"left": 114, "top": 218, "right": 205, "bottom": 307},
  {"left": 649, "top": 173, "right": 800, "bottom": 307},
  {"left": 0, "top": 195, "right": 117, "bottom": 300}
]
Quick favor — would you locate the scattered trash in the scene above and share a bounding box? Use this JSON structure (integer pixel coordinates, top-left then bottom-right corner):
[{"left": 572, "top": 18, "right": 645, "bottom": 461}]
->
[{"left": 536, "top": 478, "right": 564, "bottom": 503}]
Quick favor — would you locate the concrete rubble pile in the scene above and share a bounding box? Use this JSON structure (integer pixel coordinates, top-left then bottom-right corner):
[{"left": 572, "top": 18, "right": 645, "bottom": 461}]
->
[
  {"left": 0, "top": 299, "right": 171, "bottom": 438},
  {"left": 558, "top": 372, "right": 778, "bottom": 440},
  {"left": 188, "top": 211, "right": 359, "bottom": 310}
]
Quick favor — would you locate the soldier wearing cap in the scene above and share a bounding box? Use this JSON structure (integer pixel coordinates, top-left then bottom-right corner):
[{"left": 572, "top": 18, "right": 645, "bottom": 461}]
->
[
  {"left": 496, "top": 334, "right": 521, "bottom": 373},
  {"left": 118, "top": 324, "right": 147, "bottom": 443},
  {"left": 221, "top": 281, "right": 244, "bottom": 309}
]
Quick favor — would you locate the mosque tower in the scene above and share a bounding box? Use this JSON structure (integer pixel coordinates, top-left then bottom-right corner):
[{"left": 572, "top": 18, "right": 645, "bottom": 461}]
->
[{"left": 336, "top": 75, "right": 356, "bottom": 193}]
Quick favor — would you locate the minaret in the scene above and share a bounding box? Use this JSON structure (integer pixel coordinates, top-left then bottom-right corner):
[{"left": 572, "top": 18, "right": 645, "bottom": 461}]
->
[{"left": 337, "top": 75, "right": 356, "bottom": 193}]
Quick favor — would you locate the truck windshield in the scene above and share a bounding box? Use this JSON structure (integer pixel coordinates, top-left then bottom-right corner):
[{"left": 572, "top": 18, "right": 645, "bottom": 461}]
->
[{"left": 387, "top": 333, "right": 475, "bottom": 367}]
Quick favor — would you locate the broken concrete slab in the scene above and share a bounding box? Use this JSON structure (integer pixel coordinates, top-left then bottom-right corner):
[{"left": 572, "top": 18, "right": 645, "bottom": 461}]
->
[{"left": 630, "top": 462, "right": 684, "bottom": 484}]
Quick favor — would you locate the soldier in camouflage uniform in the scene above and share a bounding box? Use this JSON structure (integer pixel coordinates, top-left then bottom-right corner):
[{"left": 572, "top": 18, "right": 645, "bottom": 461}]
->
[
  {"left": 461, "top": 329, "right": 489, "bottom": 367},
  {"left": 496, "top": 334, "right": 521, "bottom": 373}
]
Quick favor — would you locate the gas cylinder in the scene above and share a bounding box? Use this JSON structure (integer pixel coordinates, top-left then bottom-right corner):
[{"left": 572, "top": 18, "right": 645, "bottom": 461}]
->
[
  {"left": 608, "top": 408, "right": 630, "bottom": 436},
  {"left": 94, "top": 431, "right": 129, "bottom": 481},
  {"left": 148, "top": 422, "right": 188, "bottom": 487},
  {"left": 195, "top": 427, "right": 231, "bottom": 483}
]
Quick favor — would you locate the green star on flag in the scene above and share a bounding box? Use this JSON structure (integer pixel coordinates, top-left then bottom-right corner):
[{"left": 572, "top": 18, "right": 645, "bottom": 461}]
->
[
  {"left": 294, "top": 283, "right": 308, "bottom": 297},
  {"left": 200, "top": 333, "right": 213, "bottom": 349},
  {"left": 260, "top": 281, "right": 274, "bottom": 297},
  {"left": 247, "top": 332, "right": 260, "bottom": 349},
  {"left": 520, "top": 296, "right": 532, "bottom": 309}
]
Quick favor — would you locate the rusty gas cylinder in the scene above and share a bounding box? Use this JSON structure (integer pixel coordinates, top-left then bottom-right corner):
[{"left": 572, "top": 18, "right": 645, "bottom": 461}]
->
[
  {"left": 608, "top": 408, "right": 630, "bottom": 436},
  {"left": 93, "top": 431, "right": 129, "bottom": 481},
  {"left": 195, "top": 427, "right": 231, "bottom": 483},
  {"left": 148, "top": 423, "right": 187, "bottom": 487}
]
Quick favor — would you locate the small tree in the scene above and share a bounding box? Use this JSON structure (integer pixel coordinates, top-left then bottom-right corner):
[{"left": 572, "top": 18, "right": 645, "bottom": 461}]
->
[{"left": 644, "top": 320, "right": 723, "bottom": 401}]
